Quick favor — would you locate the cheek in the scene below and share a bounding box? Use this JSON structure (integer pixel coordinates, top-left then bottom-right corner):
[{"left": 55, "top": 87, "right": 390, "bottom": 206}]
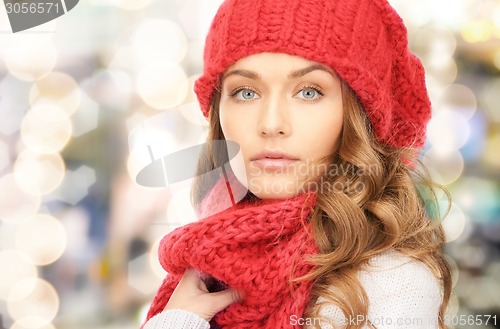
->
[
  {"left": 220, "top": 112, "right": 234, "bottom": 141},
  {"left": 308, "top": 130, "right": 341, "bottom": 159},
  {"left": 219, "top": 106, "right": 231, "bottom": 138},
  {"left": 325, "top": 117, "right": 344, "bottom": 150},
  {"left": 220, "top": 109, "right": 247, "bottom": 145},
  {"left": 320, "top": 101, "right": 344, "bottom": 152},
  {"left": 298, "top": 112, "right": 343, "bottom": 157}
]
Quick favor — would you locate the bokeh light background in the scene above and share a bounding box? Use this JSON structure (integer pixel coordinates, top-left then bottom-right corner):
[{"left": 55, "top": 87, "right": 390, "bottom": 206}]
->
[{"left": 0, "top": 0, "right": 499, "bottom": 328}]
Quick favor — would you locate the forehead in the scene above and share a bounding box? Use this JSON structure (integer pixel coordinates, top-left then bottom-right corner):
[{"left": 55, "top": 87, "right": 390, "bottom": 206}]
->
[
  {"left": 221, "top": 52, "right": 336, "bottom": 81},
  {"left": 229, "top": 52, "right": 317, "bottom": 66}
]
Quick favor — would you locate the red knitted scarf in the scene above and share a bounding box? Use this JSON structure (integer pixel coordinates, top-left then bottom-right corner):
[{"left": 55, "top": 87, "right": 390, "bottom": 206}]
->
[{"left": 144, "top": 181, "right": 319, "bottom": 328}]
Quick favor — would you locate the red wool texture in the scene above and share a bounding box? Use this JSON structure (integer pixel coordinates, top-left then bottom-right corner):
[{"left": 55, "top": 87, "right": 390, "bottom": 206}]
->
[
  {"left": 144, "top": 185, "right": 319, "bottom": 328},
  {"left": 193, "top": 0, "right": 432, "bottom": 149}
]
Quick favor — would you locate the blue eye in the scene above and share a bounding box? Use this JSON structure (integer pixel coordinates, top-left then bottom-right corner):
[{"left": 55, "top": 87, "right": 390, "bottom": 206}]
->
[
  {"left": 296, "top": 86, "right": 324, "bottom": 101},
  {"left": 228, "top": 85, "right": 324, "bottom": 103},
  {"left": 238, "top": 89, "right": 257, "bottom": 100},
  {"left": 301, "top": 89, "right": 317, "bottom": 99},
  {"left": 229, "top": 87, "right": 260, "bottom": 102}
]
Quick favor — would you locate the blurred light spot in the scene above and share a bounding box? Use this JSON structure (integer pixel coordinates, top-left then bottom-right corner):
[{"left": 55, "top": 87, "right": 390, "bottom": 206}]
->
[
  {"left": 479, "top": 0, "right": 500, "bottom": 24},
  {"left": 481, "top": 78, "right": 500, "bottom": 122},
  {"left": 5, "top": 41, "right": 57, "bottom": 82},
  {"left": 127, "top": 128, "right": 176, "bottom": 181},
  {"left": 0, "top": 174, "right": 41, "bottom": 224},
  {"left": 479, "top": 222, "right": 500, "bottom": 243},
  {"left": 180, "top": 74, "right": 200, "bottom": 105},
  {"left": 128, "top": 253, "right": 162, "bottom": 295},
  {"left": 412, "top": 26, "right": 456, "bottom": 64},
  {"left": 13, "top": 151, "right": 65, "bottom": 196},
  {"left": 128, "top": 110, "right": 182, "bottom": 170},
  {"left": 425, "top": 75, "right": 447, "bottom": 104},
  {"left": 132, "top": 19, "right": 187, "bottom": 66},
  {"left": 82, "top": 69, "right": 132, "bottom": 111},
  {"left": 111, "top": 180, "right": 170, "bottom": 243},
  {"left": 427, "top": 110, "right": 470, "bottom": 152},
  {"left": 388, "top": 0, "right": 430, "bottom": 27},
  {"left": 29, "top": 72, "right": 81, "bottom": 116},
  {"left": 176, "top": 76, "right": 196, "bottom": 110},
  {"left": 179, "top": 99, "right": 209, "bottom": 128},
  {"left": 126, "top": 151, "right": 153, "bottom": 186},
  {"left": 439, "top": 84, "right": 477, "bottom": 119},
  {"left": 7, "top": 278, "right": 59, "bottom": 326},
  {"left": 178, "top": 0, "right": 225, "bottom": 39},
  {"left": 52, "top": 165, "right": 96, "bottom": 205},
  {"left": 15, "top": 214, "right": 67, "bottom": 266},
  {"left": 453, "top": 177, "right": 498, "bottom": 223},
  {"left": 20, "top": 103, "right": 73, "bottom": 154},
  {"left": 443, "top": 254, "right": 459, "bottom": 288},
  {"left": 126, "top": 111, "right": 148, "bottom": 133},
  {"left": 427, "top": 59, "right": 457, "bottom": 87},
  {"left": 483, "top": 132, "right": 500, "bottom": 168},
  {"left": 440, "top": 202, "right": 467, "bottom": 243},
  {"left": 495, "top": 5, "right": 500, "bottom": 28},
  {"left": 423, "top": 148, "right": 464, "bottom": 185},
  {"left": 485, "top": 261, "right": 500, "bottom": 282},
  {"left": 11, "top": 317, "right": 56, "bottom": 329},
  {"left": 138, "top": 304, "right": 150, "bottom": 326},
  {"left": 71, "top": 93, "right": 99, "bottom": 137},
  {"left": 494, "top": 50, "right": 500, "bottom": 71},
  {"left": 106, "top": 44, "right": 133, "bottom": 68},
  {"left": 463, "top": 276, "right": 499, "bottom": 310},
  {"left": 446, "top": 291, "right": 460, "bottom": 317},
  {"left": 149, "top": 239, "right": 167, "bottom": 280},
  {"left": 167, "top": 187, "right": 197, "bottom": 225},
  {"left": 0, "top": 75, "right": 31, "bottom": 136},
  {"left": 0, "top": 140, "right": 10, "bottom": 172},
  {"left": 427, "top": 0, "right": 476, "bottom": 29},
  {"left": 185, "top": 39, "right": 204, "bottom": 68},
  {"left": 136, "top": 64, "right": 189, "bottom": 110},
  {"left": 87, "top": 0, "right": 112, "bottom": 5},
  {"left": 461, "top": 19, "right": 494, "bottom": 43},
  {"left": 0, "top": 20, "right": 55, "bottom": 57},
  {"left": 111, "top": 0, "right": 154, "bottom": 11},
  {"left": 107, "top": 45, "right": 138, "bottom": 73},
  {"left": 459, "top": 111, "right": 487, "bottom": 162},
  {"left": 58, "top": 207, "right": 90, "bottom": 260},
  {"left": 0, "top": 250, "right": 38, "bottom": 300},
  {"left": 460, "top": 244, "right": 487, "bottom": 268}
]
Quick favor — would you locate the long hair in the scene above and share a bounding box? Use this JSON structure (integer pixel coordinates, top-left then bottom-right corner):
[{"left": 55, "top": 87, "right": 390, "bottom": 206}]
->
[{"left": 191, "top": 80, "right": 452, "bottom": 329}]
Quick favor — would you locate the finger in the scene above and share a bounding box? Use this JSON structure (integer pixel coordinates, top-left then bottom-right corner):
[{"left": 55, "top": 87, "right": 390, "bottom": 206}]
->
[
  {"left": 183, "top": 268, "right": 198, "bottom": 280},
  {"left": 180, "top": 269, "right": 209, "bottom": 293},
  {"left": 207, "top": 288, "right": 244, "bottom": 313},
  {"left": 198, "top": 277, "right": 209, "bottom": 293},
  {"left": 180, "top": 268, "right": 200, "bottom": 285}
]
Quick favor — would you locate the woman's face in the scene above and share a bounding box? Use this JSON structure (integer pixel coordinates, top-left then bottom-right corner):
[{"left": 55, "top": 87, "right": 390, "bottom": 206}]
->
[{"left": 219, "top": 52, "right": 344, "bottom": 199}]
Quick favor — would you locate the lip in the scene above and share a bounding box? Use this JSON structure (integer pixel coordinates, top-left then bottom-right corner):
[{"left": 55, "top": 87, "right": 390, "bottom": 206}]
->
[{"left": 251, "top": 150, "right": 299, "bottom": 170}]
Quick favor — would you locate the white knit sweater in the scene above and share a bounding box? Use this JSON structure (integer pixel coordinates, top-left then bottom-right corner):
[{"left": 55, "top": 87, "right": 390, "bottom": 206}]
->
[{"left": 143, "top": 249, "right": 442, "bottom": 329}]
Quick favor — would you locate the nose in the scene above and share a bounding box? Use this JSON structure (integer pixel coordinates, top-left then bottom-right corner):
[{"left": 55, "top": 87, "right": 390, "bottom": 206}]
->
[{"left": 257, "top": 95, "right": 291, "bottom": 137}]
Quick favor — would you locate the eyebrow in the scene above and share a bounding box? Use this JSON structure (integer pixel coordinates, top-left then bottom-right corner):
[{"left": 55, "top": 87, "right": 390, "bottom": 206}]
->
[{"left": 222, "top": 64, "right": 336, "bottom": 81}]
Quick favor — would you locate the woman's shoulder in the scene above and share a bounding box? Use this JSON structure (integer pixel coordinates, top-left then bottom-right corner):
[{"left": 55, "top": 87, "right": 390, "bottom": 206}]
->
[
  {"left": 360, "top": 248, "right": 439, "bottom": 279},
  {"left": 357, "top": 248, "right": 441, "bottom": 298},
  {"left": 362, "top": 248, "right": 429, "bottom": 269},
  {"left": 313, "top": 249, "right": 442, "bottom": 328}
]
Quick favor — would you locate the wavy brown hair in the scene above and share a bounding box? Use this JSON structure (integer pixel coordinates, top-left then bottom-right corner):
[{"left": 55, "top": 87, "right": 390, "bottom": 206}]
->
[{"left": 192, "top": 79, "right": 452, "bottom": 329}]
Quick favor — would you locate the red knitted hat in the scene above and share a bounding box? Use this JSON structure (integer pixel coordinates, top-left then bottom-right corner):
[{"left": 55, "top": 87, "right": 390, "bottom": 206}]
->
[{"left": 193, "top": 0, "right": 432, "bottom": 149}]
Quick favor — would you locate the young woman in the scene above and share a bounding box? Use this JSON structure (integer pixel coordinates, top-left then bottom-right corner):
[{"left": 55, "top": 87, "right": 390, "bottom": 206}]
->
[{"left": 142, "top": 0, "right": 452, "bottom": 328}]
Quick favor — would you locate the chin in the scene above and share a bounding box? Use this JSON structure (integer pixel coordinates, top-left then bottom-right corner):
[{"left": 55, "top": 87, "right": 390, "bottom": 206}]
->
[{"left": 248, "top": 178, "right": 302, "bottom": 199}]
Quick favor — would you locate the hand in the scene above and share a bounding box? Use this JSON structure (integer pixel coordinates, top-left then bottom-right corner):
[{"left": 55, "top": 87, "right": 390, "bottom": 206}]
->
[{"left": 164, "top": 268, "right": 244, "bottom": 322}]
